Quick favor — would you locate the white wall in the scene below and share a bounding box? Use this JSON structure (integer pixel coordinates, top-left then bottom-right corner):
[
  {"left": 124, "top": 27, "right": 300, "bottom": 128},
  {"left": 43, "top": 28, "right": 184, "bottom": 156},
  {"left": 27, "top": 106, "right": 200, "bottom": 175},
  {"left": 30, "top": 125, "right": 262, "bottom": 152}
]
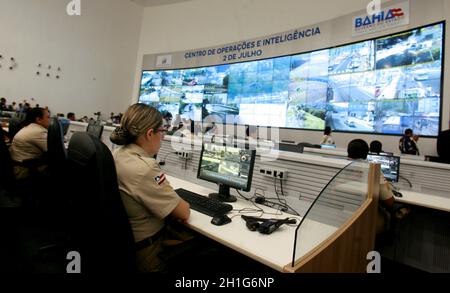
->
[
  {"left": 134, "top": 0, "right": 450, "bottom": 156},
  {"left": 0, "top": 0, "right": 143, "bottom": 118}
]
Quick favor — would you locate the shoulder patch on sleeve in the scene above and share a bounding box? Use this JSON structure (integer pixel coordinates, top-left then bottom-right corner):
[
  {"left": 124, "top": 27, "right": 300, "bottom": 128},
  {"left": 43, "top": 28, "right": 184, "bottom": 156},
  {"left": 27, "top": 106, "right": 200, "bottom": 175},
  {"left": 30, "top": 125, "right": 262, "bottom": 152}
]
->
[{"left": 154, "top": 172, "right": 166, "bottom": 185}]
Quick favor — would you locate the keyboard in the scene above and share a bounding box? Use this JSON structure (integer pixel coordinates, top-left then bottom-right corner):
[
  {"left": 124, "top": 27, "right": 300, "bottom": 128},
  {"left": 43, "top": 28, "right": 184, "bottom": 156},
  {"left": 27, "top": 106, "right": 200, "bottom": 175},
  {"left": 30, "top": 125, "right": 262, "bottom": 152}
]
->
[{"left": 175, "top": 188, "right": 233, "bottom": 217}]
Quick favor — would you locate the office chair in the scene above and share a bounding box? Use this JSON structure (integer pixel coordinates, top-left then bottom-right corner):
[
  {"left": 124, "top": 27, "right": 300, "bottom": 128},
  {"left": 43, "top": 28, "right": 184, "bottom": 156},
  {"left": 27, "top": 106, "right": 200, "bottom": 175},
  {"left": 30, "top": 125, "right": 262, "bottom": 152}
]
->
[
  {"left": 8, "top": 114, "right": 26, "bottom": 140},
  {"left": 66, "top": 132, "right": 136, "bottom": 273},
  {"left": 47, "top": 117, "right": 67, "bottom": 173},
  {"left": 0, "top": 131, "right": 17, "bottom": 202},
  {"left": 86, "top": 124, "right": 104, "bottom": 139}
]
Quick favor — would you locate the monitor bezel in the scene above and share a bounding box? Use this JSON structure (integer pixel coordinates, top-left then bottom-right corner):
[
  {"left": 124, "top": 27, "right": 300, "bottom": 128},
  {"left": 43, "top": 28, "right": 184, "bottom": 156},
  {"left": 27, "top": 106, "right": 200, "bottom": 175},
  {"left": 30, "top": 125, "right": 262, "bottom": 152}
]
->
[
  {"left": 197, "top": 142, "right": 256, "bottom": 192},
  {"left": 367, "top": 154, "right": 401, "bottom": 183}
]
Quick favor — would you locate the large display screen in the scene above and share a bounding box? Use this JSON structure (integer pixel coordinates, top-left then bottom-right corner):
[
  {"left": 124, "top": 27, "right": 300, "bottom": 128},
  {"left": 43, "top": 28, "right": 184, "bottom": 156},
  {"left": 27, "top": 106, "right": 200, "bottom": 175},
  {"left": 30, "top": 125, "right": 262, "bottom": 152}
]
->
[{"left": 139, "top": 22, "right": 444, "bottom": 136}]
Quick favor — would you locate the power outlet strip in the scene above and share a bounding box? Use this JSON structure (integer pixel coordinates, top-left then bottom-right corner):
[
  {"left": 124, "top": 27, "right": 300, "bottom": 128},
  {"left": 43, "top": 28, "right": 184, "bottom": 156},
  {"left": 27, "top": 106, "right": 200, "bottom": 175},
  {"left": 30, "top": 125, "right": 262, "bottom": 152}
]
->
[
  {"left": 175, "top": 151, "right": 192, "bottom": 159},
  {"left": 259, "top": 167, "right": 288, "bottom": 180}
]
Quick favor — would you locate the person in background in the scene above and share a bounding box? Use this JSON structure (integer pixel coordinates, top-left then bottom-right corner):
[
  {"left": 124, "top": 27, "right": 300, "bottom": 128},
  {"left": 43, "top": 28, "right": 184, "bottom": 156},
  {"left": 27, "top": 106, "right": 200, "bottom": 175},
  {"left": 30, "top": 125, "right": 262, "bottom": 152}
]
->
[
  {"left": 0, "top": 98, "right": 7, "bottom": 111},
  {"left": 9, "top": 107, "right": 50, "bottom": 180},
  {"left": 67, "top": 112, "right": 76, "bottom": 121},
  {"left": 8, "top": 102, "right": 16, "bottom": 111},
  {"left": 320, "top": 126, "right": 335, "bottom": 145},
  {"left": 437, "top": 120, "right": 450, "bottom": 163},
  {"left": 369, "top": 140, "right": 383, "bottom": 154},
  {"left": 399, "top": 128, "right": 419, "bottom": 155},
  {"left": 110, "top": 103, "right": 191, "bottom": 272},
  {"left": 347, "top": 139, "right": 409, "bottom": 232},
  {"left": 161, "top": 111, "right": 173, "bottom": 130},
  {"left": 245, "top": 125, "right": 258, "bottom": 140},
  {"left": 78, "top": 115, "right": 88, "bottom": 123}
]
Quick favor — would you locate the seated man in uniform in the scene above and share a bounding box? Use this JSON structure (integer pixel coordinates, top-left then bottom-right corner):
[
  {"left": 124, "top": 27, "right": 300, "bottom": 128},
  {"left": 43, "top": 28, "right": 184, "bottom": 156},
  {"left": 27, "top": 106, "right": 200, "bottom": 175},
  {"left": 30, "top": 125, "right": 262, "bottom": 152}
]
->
[
  {"left": 347, "top": 139, "right": 409, "bottom": 233},
  {"left": 9, "top": 107, "right": 50, "bottom": 180}
]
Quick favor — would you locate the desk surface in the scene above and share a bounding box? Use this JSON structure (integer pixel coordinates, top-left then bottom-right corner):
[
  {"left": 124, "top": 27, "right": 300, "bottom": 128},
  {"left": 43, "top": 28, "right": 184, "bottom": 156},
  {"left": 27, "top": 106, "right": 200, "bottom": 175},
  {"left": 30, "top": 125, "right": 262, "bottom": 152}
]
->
[
  {"left": 396, "top": 189, "right": 450, "bottom": 213},
  {"left": 337, "top": 182, "right": 450, "bottom": 213},
  {"left": 167, "top": 175, "right": 338, "bottom": 272}
]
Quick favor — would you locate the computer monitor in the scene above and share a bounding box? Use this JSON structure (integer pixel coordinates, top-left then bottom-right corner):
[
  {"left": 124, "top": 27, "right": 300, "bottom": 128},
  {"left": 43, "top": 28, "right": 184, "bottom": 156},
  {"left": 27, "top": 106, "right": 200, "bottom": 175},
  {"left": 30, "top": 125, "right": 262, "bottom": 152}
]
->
[
  {"left": 277, "top": 143, "right": 301, "bottom": 153},
  {"left": 367, "top": 154, "right": 400, "bottom": 183},
  {"left": 197, "top": 143, "right": 256, "bottom": 202},
  {"left": 86, "top": 124, "right": 104, "bottom": 139}
]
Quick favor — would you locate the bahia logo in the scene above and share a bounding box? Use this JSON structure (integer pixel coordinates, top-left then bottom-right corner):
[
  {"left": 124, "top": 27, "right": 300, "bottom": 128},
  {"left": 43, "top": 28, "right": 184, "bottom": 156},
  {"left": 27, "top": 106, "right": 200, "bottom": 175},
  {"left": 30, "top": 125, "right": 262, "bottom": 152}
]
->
[{"left": 355, "top": 8, "right": 404, "bottom": 28}]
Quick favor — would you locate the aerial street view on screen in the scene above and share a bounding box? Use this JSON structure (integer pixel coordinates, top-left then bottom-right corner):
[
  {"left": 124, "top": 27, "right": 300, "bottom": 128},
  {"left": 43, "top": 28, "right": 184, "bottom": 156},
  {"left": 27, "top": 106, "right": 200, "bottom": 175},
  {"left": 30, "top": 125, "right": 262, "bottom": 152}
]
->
[
  {"left": 198, "top": 143, "right": 253, "bottom": 188},
  {"left": 139, "top": 22, "right": 443, "bottom": 136}
]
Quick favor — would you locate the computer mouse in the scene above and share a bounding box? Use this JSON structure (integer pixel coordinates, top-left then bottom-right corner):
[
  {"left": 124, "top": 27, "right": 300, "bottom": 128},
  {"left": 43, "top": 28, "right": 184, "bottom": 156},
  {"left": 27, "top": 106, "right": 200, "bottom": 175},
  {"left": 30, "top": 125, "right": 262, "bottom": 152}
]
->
[
  {"left": 392, "top": 190, "right": 403, "bottom": 198},
  {"left": 211, "top": 215, "right": 232, "bottom": 226}
]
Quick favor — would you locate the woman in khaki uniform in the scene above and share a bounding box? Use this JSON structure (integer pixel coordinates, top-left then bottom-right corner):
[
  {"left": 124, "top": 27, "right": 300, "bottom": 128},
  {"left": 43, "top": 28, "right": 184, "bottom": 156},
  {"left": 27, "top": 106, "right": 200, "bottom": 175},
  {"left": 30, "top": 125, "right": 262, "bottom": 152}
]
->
[{"left": 111, "top": 103, "right": 190, "bottom": 272}]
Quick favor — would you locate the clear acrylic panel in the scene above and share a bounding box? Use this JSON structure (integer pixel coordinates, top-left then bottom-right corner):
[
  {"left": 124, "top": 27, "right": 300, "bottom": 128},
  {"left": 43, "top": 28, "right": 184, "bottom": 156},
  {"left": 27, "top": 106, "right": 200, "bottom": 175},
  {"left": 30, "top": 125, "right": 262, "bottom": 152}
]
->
[{"left": 290, "top": 161, "right": 371, "bottom": 267}]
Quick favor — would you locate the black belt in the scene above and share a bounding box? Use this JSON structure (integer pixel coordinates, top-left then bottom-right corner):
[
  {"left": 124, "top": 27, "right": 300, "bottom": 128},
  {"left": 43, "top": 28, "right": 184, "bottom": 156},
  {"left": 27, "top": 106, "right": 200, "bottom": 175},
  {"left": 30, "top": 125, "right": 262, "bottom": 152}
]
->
[{"left": 134, "top": 229, "right": 164, "bottom": 251}]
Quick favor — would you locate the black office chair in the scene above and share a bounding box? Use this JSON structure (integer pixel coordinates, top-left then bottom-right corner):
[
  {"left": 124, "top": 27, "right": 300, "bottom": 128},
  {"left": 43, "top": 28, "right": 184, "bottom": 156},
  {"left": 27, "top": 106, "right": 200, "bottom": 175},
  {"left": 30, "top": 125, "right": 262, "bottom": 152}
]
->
[
  {"left": 8, "top": 114, "right": 26, "bottom": 140},
  {"left": 0, "top": 130, "right": 16, "bottom": 202},
  {"left": 65, "top": 132, "right": 136, "bottom": 273},
  {"left": 47, "top": 117, "right": 67, "bottom": 173},
  {"left": 86, "top": 124, "right": 104, "bottom": 139}
]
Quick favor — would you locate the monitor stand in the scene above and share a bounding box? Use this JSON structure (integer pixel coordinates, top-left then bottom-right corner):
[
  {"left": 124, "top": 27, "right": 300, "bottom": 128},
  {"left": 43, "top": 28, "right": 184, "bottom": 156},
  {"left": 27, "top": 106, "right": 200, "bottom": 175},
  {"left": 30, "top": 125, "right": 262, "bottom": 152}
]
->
[{"left": 209, "top": 184, "right": 237, "bottom": 203}]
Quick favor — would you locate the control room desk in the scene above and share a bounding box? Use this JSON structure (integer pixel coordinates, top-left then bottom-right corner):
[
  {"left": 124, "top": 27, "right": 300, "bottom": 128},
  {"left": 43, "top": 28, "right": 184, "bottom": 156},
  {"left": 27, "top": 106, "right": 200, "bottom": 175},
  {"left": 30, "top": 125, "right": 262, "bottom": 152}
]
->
[
  {"left": 336, "top": 181, "right": 450, "bottom": 213},
  {"left": 166, "top": 175, "right": 338, "bottom": 272}
]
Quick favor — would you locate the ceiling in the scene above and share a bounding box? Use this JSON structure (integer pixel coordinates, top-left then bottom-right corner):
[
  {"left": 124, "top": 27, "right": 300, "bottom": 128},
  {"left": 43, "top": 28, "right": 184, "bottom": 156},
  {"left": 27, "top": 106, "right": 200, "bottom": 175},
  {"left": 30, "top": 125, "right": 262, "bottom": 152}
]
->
[{"left": 130, "top": 0, "right": 193, "bottom": 7}]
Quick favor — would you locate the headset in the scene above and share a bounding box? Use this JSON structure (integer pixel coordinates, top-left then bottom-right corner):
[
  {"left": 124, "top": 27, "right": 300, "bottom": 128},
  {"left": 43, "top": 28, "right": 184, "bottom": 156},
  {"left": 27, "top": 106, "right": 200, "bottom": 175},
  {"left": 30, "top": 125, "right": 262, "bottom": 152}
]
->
[{"left": 241, "top": 215, "right": 297, "bottom": 234}]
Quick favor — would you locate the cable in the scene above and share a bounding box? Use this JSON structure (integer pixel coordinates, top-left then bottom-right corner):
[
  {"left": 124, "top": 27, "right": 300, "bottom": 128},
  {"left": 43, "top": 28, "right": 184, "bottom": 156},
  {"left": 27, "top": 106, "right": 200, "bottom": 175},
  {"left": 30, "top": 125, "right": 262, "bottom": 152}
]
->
[
  {"left": 236, "top": 189, "right": 252, "bottom": 201},
  {"left": 277, "top": 178, "right": 300, "bottom": 216},
  {"left": 273, "top": 178, "right": 286, "bottom": 205},
  {"left": 399, "top": 175, "right": 412, "bottom": 188}
]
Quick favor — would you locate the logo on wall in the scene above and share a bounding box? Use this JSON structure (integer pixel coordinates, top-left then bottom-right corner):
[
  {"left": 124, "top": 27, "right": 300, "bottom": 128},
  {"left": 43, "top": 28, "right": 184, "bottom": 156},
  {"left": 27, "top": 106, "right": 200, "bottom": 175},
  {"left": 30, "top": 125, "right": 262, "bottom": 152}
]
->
[{"left": 352, "top": 0, "right": 409, "bottom": 37}]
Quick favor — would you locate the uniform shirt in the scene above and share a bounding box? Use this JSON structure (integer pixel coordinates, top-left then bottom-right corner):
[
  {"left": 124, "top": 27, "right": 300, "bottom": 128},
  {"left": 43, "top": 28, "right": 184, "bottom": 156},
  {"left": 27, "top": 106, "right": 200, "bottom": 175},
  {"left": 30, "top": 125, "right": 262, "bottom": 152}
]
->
[
  {"left": 113, "top": 143, "right": 181, "bottom": 242},
  {"left": 9, "top": 123, "right": 47, "bottom": 162},
  {"left": 320, "top": 135, "right": 335, "bottom": 145},
  {"left": 379, "top": 175, "right": 393, "bottom": 202},
  {"left": 399, "top": 135, "right": 418, "bottom": 155},
  {"left": 350, "top": 159, "right": 394, "bottom": 204}
]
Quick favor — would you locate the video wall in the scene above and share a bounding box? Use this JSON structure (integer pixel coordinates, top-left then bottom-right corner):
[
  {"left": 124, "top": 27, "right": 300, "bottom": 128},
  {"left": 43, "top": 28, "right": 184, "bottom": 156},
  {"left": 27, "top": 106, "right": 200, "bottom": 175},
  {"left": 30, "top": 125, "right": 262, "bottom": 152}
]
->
[{"left": 139, "top": 22, "right": 444, "bottom": 136}]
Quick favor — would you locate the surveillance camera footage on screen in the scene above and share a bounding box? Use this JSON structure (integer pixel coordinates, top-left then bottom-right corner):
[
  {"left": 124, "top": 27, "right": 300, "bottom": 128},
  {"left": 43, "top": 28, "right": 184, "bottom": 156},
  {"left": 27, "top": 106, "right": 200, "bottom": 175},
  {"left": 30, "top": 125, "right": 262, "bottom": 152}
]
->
[{"left": 139, "top": 22, "right": 444, "bottom": 136}]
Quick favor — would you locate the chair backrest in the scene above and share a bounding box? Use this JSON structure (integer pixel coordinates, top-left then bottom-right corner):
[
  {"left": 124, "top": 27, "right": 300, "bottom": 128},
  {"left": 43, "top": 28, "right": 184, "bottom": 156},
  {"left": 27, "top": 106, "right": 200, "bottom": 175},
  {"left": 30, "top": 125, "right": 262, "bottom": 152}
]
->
[
  {"left": 67, "top": 132, "right": 135, "bottom": 273},
  {"left": 86, "top": 124, "right": 104, "bottom": 139},
  {"left": 0, "top": 131, "right": 15, "bottom": 192},
  {"left": 8, "top": 113, "right": 26, "bottom": 140},
  {"left": 47, "top": 117, "right": 67, "bottom": 172}
]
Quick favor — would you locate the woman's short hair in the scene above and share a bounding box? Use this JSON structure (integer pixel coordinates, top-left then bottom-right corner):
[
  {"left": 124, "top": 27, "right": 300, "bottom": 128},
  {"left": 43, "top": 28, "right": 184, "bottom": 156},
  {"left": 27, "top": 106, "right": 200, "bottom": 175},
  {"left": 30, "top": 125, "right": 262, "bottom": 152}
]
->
[
  {"left": 347, "top": 139, "right": 369, "bottom": 159},
  {"left": 324, "top": 126, "right": 332, "bottom": 135},
  {"left": 110, "top": 103, "right": 162, "bottom": 145}
]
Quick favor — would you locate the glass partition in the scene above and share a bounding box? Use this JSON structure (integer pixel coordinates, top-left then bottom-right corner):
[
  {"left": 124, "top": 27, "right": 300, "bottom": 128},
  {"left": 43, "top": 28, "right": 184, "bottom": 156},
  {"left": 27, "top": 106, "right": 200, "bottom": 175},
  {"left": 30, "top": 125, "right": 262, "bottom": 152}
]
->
[{"left": 290, "top": 160, "right": 371, "bottom": 267}]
